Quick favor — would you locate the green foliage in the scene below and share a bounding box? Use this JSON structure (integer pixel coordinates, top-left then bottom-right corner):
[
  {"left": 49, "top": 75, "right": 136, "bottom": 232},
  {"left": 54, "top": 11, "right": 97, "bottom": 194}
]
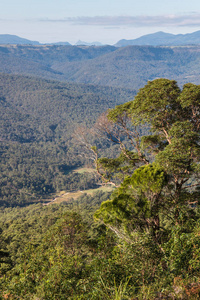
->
[
  {"left": 91, "top": 79, "right": 200, "bottom": 299},
  {"left": 95, "top": 78, "right": 200, "bottom": 247},
  {"left": 0, "top": 189, "right": 199, "bottom": 299},
  {"left": 131, "top": 78, "right": 181, "bottom": 129},
  {"left": 179, "top": 82, "right": 200, "bottom": 108},
  {"left": 95, "top": 164, "right": 168, "bottom": 244},
  {"left": 1, "top": 77, "right": 200, "bottom": 299},
  {"left": 164, "top": 222, "right": 200, "bottom": 276},
  {"left": 0, "top": 73, "right": 135, "bottom": 206},
  {"left": 125, "top": 163, "right": 167, "bottom": 194}
]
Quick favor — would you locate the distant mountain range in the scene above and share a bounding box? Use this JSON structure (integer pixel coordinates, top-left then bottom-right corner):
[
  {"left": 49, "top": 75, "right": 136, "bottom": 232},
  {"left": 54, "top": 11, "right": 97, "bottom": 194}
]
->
[
  {"left": 0, "top": 35, "right": 102, "bottom": 47},
  {"left": 115, "top": 31, "right": 200, "bottom": 47},
  {"left": 47, "top": 41, "right": 71, "bottom": 46},
  {"left": 75, "top": 40, "right": 103, "bottom": 46},
  {"left": 2, "top": 31, "right": 200, "bottom": 47},
  {"left": 0, "top": 34, "right": 40, "bottom": 45}
]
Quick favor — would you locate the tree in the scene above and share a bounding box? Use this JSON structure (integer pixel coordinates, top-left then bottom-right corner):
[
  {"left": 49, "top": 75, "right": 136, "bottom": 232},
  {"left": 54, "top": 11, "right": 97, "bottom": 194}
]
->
[{"left": 94, "top": 79, "right": 200, "bottom": 247}]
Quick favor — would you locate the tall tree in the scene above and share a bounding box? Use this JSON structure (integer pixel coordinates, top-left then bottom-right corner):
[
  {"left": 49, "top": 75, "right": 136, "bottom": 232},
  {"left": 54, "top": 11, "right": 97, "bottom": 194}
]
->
[{"left": 94, "top": 78, "right": 200, "bottom": 246}]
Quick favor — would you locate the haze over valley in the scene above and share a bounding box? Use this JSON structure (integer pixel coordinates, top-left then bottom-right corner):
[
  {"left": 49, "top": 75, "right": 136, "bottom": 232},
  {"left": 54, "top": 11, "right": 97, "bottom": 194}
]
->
[
  {"left": 1, "top": 42, "right": 200, "bottom": 91},
  {"left": 1, "top": 0, "right": 200, "bottom": 294}
]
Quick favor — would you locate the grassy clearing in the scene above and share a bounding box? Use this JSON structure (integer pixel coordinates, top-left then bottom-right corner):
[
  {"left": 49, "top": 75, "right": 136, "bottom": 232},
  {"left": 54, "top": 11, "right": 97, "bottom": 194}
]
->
[
  {"left": 43, "top": 167, "right": 114, "bottom": 205},
  {"left": 44, "top": 185, "right": 114, "bottom": 205},
  {"left": 73, "top": 167, "right": 96, "bottom": 174}
]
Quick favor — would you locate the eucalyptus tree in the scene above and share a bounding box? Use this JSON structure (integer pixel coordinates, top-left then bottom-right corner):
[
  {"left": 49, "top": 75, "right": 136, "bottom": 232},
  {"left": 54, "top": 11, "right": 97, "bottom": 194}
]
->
[{"left": 94, "top": 79, "right": 200, "bottom": 246}]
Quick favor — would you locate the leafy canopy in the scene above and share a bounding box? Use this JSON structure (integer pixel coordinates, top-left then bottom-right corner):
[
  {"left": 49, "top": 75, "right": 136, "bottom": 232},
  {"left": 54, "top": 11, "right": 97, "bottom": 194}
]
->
[{"left": 94, "top": 78, "right": 200, "bottom": 245}]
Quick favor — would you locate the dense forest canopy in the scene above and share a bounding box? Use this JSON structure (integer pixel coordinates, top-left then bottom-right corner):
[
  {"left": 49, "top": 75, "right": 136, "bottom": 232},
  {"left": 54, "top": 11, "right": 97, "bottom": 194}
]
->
[
  {"left": 1, "top": 35, "right": 200, "bottom": 300},
  {"left": 94, "top": 79, "right": 200, "bottom": 240},
  {"left": 0, "top": 73, "right": 135, "bottom": 206},
  {"left": 0, "top": 78, "right": 200, "bottom": 299},
  {"left": 0, "top": 73, "right": 135, "bottom": 143},
  {"left": 1, "top": 44, "right": 200, "bottom": 89}
]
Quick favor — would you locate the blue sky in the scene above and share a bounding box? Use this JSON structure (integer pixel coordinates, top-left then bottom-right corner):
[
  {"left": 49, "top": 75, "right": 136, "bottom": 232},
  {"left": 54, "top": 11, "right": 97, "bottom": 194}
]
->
[{"left": 1, "top": 0, "right": 200, "bottom": 44}]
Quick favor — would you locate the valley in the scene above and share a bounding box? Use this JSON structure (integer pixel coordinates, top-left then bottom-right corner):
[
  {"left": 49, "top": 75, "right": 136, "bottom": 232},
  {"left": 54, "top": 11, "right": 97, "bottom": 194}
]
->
[
  {"left": 1, "top": 44, "right": 200, "bottom": 90},
  {"left": 0, "top": 42, "right": 200, "bottom": 299}
]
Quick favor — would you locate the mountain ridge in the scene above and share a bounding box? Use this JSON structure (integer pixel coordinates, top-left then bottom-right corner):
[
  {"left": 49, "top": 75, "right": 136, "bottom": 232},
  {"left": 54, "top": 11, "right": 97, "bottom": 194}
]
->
[
  {"left": 0, "top": 34, "right": 40, "bottom": 45},
  {"left": 1, "top": 44, "right": 200, "bottom": 90},
  {"left": 2, "top": 30, "right": 200, "bottom": 47},
  {"left": 115, "top": 30, "right": 200, "bottom": 47}
]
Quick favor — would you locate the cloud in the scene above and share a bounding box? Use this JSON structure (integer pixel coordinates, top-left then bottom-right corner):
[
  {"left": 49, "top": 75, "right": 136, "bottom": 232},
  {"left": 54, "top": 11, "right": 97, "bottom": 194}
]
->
[{"left": 40, "top": 13, "right": 200, "bottom": 28}]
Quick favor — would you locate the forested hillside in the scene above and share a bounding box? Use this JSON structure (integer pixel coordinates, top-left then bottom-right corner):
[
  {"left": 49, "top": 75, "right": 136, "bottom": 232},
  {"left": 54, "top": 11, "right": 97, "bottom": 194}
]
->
[
  {"left": 0, "top": 73, "right": 135, "bottom": 142},
  {"left": 0, "top": 36, "right": 200, "bottom": 299},
  {"left": 0, "top": 73, "right": 136, "bottom": 206},
  {"left": 0, "top": 44, "right": 116, "bottom": 82},
  {"left": 0, "top": 79, "right": 200, "bottom": 299},
  {"left": 1, "top": 44, "right": 200, "bottom": 89}
]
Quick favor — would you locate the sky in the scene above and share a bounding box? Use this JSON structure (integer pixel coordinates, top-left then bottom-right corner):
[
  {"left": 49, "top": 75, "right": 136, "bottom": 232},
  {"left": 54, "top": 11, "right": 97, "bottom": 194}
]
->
[{"left": 1, "top": 0, "right": 200, "bottom": 44}]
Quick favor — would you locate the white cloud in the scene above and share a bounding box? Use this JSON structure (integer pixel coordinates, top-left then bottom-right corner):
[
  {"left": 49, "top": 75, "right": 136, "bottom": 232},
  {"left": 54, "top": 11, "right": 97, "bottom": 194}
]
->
[{"left": 39, "top": 13, "right": 200, "bottom": 27}]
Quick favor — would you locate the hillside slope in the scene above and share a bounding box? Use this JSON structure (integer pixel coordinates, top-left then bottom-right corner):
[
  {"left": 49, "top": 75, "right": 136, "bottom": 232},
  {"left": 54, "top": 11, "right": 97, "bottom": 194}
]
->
[
  {"left": 0, "top": 34, "right": 40, "bottom": 45},
  {"left": 0, "top": 73, "right": 135, "bottom": 142},
  {"left": 0, "top": 44, "right": 200, "bottom": 89},
  {"left": 115, "top": 30, "right": 200, "bottom": 47},
  {"left": 0, "top": 73, "right": 135, "bottom": 206}
]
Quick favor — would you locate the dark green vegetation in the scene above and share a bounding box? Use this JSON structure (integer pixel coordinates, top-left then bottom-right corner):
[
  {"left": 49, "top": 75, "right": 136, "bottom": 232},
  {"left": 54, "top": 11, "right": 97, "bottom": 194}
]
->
[
  {"left": 1, "top": 37, "right": 200, "bottom": 298},
  {"left": 0, "top": 192, "right": 119, "bottom": 299},
  {"left": 94, "top": 79, "right": 200, "bottom": 234},
  {"left": 0, "top": 78, "right": 200, "bottom": 299},
  {"left": 0, "top": 73, "right": 135, "bottom": 206},
  {"left": 1, "top": 44, "right": 200, "bottom": 89}
]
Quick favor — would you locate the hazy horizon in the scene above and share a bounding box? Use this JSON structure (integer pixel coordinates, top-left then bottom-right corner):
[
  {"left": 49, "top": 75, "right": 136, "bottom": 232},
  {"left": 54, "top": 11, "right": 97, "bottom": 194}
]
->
[{"left": 1, "top": 0, "right": 200, "bottom": 44}]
